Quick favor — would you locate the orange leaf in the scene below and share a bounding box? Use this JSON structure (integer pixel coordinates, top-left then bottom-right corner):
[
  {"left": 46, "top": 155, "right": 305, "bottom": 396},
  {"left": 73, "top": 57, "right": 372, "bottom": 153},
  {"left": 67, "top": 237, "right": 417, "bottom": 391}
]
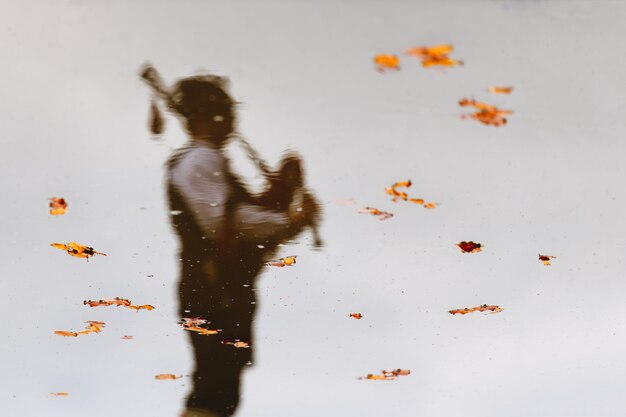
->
[
  {"left": 373, "top": 54, "right": 400, "bottom": 71},
  {"left": 54, "top": 331, "right": 78, "bottom": 337},
  {"left": 406, "top": 44, "right": 453, "bottom": 57},
  {"left": 422, "top": 56, "right": 463, "bottom": 68},
  {"left": 265, "top": 256, "right": 298, "bottom": 267},
  {"left": 488, "top": 86, "right": 513, "bottom": 95},
  {"left": 405, "top": 44, "right": 462, "bottom": 68},
  {"left": 50, "top": 242, "right": 107, "bottom": 259},
  {"left": 155, "top": 374, "right": 182, "bottom": 380},
  {"left": 128, "top": 304, "right": 155, "bottom": 311},
  {"left": 54, "top": 321, "right": 105, "bottom": 337},
  {"left": 459, "top": 98, "right": 512, "bottom": 127},
  {"left": 363, "top": 374, "right": 394, "bottom": 380}
]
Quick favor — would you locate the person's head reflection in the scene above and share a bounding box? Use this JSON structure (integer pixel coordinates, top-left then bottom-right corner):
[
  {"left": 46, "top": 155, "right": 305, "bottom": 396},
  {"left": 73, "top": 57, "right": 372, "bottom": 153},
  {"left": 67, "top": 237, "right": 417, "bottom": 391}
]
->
[
  {"left": 170, "top": 75, "right": 235, "bottom": 145},
  {"left": 142, "top": 65, "right": 320, "bottom": 416}
]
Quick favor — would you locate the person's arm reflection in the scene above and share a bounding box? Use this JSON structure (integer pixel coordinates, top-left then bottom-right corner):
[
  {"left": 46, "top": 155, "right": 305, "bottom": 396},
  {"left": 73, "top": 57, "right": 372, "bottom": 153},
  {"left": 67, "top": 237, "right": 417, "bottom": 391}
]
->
[{"left": 145, "top": 69, "right": 318, "bottom": 417}]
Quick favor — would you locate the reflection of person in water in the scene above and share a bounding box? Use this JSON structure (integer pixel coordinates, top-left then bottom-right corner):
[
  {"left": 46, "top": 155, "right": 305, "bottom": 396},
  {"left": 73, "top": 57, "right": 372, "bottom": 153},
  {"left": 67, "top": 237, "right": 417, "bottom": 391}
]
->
[{"left": 141, "top": 66, "right": 320, "bottom": 417}]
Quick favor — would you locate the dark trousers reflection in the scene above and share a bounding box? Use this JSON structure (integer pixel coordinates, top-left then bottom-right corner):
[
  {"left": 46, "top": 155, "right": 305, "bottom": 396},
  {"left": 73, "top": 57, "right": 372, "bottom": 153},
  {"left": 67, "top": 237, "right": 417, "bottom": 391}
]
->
[{"left": 175, "top": 239, "right": 259, "bottom": 415}]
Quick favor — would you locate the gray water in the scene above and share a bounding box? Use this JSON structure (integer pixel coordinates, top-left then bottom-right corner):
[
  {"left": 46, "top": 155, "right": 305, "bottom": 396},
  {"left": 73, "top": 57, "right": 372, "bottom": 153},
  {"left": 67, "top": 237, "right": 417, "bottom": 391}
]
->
[{"left": 3, "top": 1, "right": 626, "bottom": 416}]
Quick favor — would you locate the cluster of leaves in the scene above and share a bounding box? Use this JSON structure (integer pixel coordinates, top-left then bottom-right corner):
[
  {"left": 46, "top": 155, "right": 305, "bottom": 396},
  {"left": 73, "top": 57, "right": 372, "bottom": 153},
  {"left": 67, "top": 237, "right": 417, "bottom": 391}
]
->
[
  {"left": 374, "top": 44, "right": 463, "bottom": 72},
  {"left": 48, "top": 197, "right": 165, "bottom": 393}
]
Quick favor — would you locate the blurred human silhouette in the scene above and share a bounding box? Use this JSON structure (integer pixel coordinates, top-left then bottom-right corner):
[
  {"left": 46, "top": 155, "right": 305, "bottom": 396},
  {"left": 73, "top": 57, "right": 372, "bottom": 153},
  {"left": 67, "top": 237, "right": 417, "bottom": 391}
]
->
[{"left": 141, "top": 65, "right": 321, "bottom": 417}]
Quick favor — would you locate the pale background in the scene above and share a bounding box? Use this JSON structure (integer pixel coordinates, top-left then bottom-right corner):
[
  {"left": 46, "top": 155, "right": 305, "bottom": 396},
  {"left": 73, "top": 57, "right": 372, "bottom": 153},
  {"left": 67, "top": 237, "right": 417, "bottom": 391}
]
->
[{"left": 2, "top": 1, "right": 626, "bottom": 416}]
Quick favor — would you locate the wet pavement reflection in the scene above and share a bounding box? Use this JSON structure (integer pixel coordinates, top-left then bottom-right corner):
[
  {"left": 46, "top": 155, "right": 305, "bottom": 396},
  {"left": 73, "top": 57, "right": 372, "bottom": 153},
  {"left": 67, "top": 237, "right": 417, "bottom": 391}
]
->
[{"left": 141, "top": 65, "right": 322, "bottom": 416}]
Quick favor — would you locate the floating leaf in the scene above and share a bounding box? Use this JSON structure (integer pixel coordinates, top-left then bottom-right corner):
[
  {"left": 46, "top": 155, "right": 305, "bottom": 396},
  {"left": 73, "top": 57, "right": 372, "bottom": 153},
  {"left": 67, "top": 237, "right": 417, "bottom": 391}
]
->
[
  {"left": 488, "top": 86, "right": 513, "bottom": 95},
  {"left": 54, "top": 321, "right": 105, "bottom": 337},
  {"left": 82, "top": 321, "right": 106, "bottom": 333},
  {"left": 382, "top": 369, "right": 411, "bottom": 377},
  {"left": 406, "top": 44, "right": 453, "bottom": 57},
  {"left": 373, "top": 54, "right": 400, "bottom": 72},
  {"left": 449, "top": 304, "right": 503, "bottom": 315},
  {"left": 49, "top": 197, "right": 68, "bottom": 216},
  {"left": 84, "top": 297, "right": 154, "bottom": 311},
  {"left": 359, "top": 374, "right": 395, "bottom": 381},
  {"left": 358, "top": 207, "right": 394, "bottom": 221},
  {"left": 50, "top": 242, "right": 107, "bottom": 259},
  {"left": 538, "top": 254, "right": 556, "bottom": 266},
  {"left": 359, "top": 369, "right": 411, "bottom": 381},
  {"left": 456, "top": 241, "right": 482, "bottom": 253},
  {"left": 459, "top": 98, "right": 512, "bottom": 127},
  {"left": 83, "top": 297, "right": 131, "bottom": 308},
  {"left": 265, "top": 256, "right": 297, "bottom": 267},
  {"left": 222, "top": 340, "right": 250, "bottom": 348},
  {"left": 54, "top": 331, "right": 78, "bottom": 337},
  {"left": 386, "top": 180, "right": 437, "bottom": 209},
  {"left": 180, "top": 317, "right": 208, "bottom": 327},
  {"left": 155, "top": 374, "right": 182, "bottom": 380},
  {"left": 127, "top": 304, "right": 155, "bottom": 311},
  {"left": 405, "top": 44, "right": 462, "bottom": 68},
  {"left": 179, "top": 317, "right": 221, "bottom": 336}
]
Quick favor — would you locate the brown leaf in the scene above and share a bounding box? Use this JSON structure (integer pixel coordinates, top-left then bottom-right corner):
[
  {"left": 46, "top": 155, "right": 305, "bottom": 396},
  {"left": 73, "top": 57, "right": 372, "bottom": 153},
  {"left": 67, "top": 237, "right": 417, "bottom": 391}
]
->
[
  {"left": 48, "top": 197, "right": 68, "bottom": 216},
  {"left": 449, "top": 304, "right": 503, "bottom": 315},
  {"left": 456, "top": 241, "right": 482, "bottom": 253}
]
